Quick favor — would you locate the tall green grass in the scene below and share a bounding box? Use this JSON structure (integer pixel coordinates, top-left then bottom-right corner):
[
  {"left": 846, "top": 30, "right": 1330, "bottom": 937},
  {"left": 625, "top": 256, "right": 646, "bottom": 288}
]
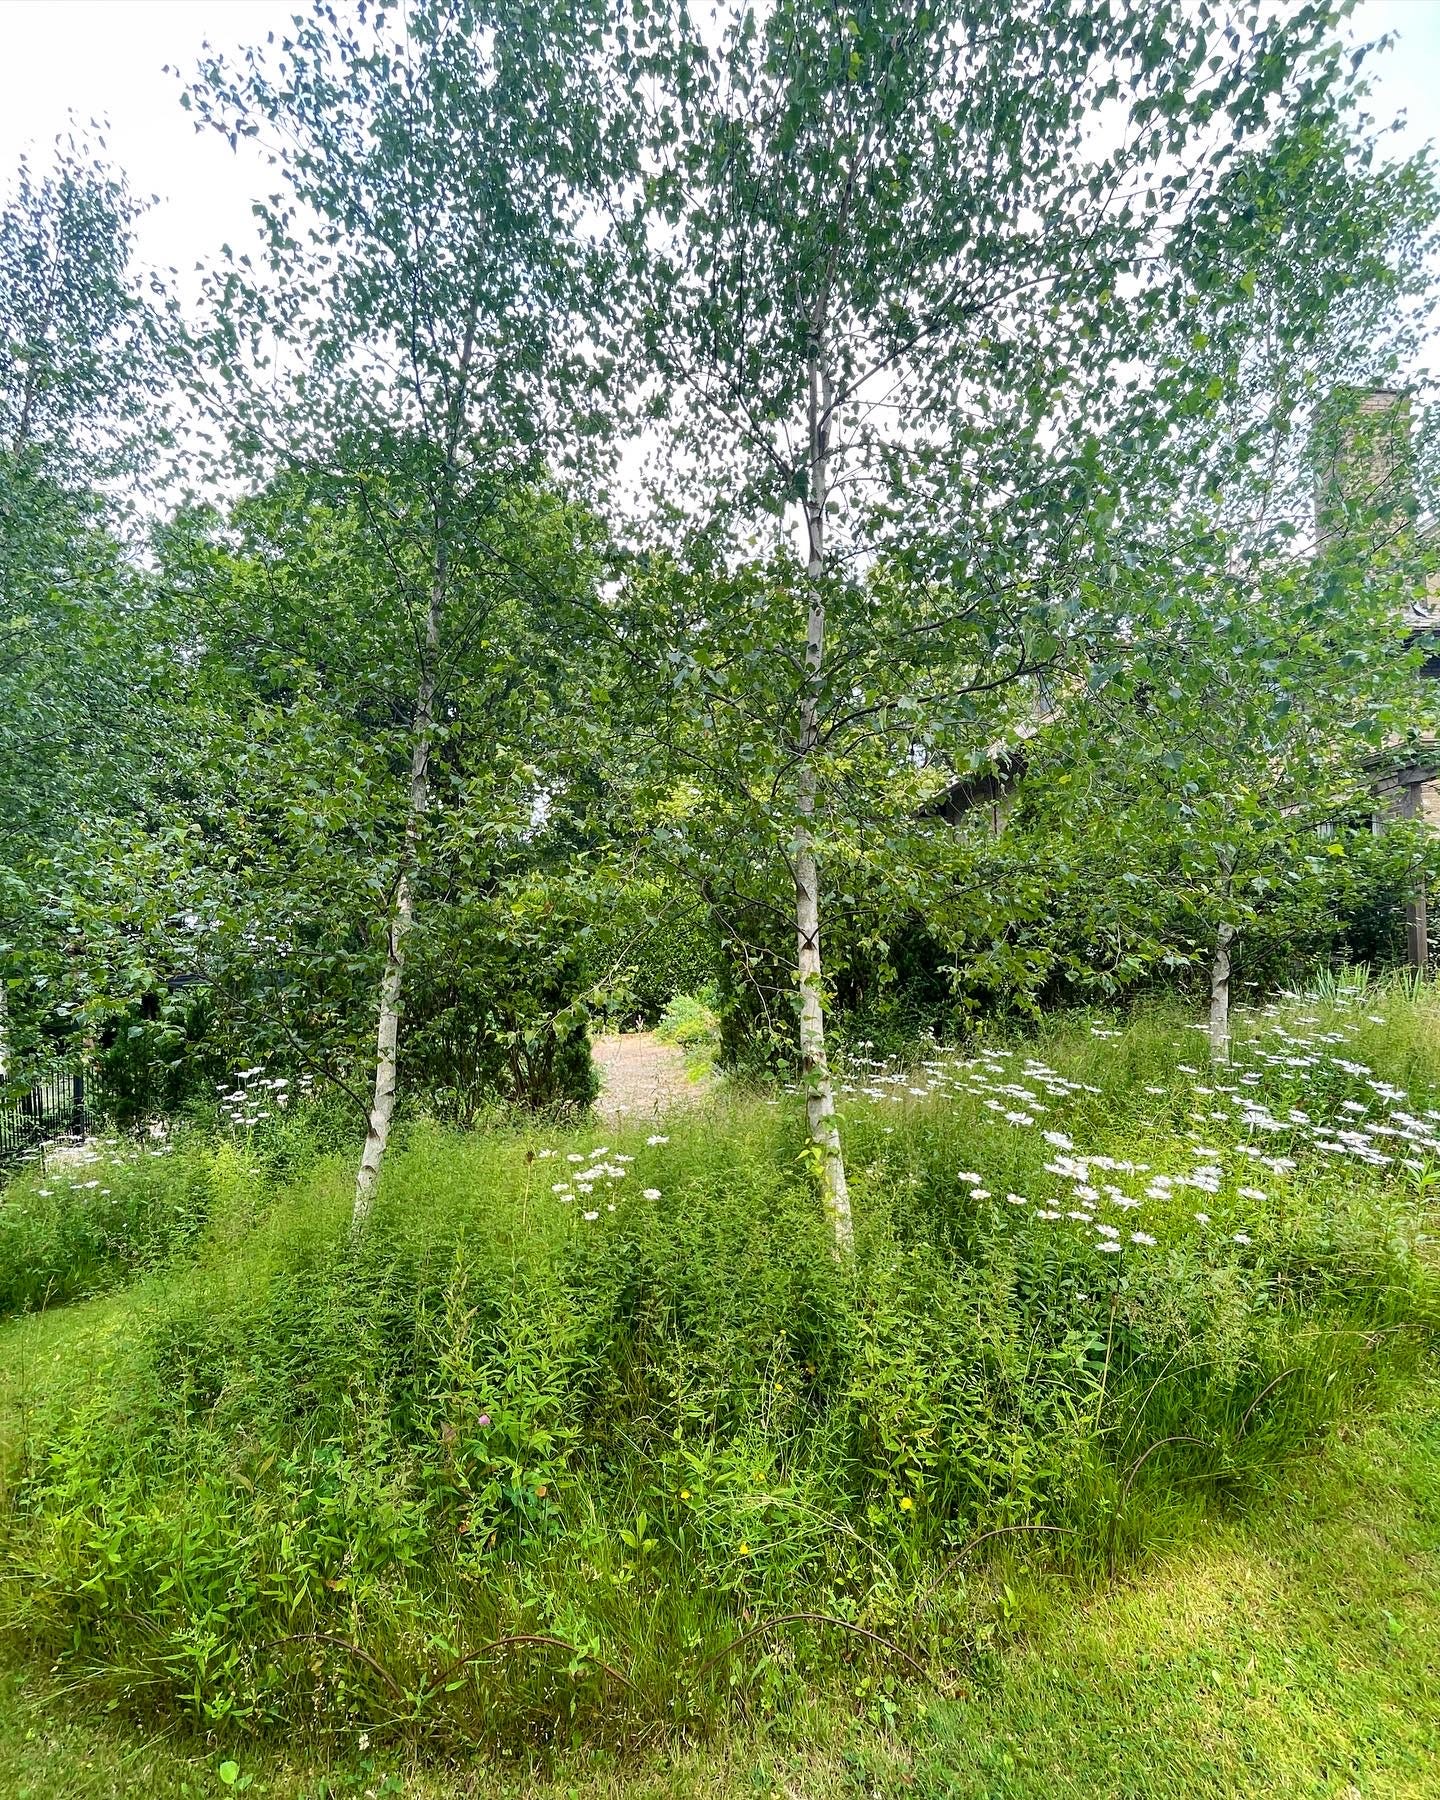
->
[
  {"left": 0, "top": 1137, "right": 217, "bottom": 1315},
  {"left": 0, "top": 995, "right": 1435, "bottom": 1753},
  {"left": 0, "top": 1094, "right": 354, "bottom": 1319}
]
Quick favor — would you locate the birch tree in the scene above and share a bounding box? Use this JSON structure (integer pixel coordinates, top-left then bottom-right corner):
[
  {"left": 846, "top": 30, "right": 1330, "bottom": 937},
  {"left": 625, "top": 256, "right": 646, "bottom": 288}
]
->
[
  {"left": 185, "top": 0, "right": 611, "bottom": 1228},
  {"left": 135, "top": 476, "right": 608, "bottom": 1114},
  {"left": 619, "top": 0, "right": 1388, "bottom": 1249},
  {"left": 999, "top": 535, "right": 1434, "bottom": 1061},
  {"left": 0, "top": 144, "right": 168, "bottom": 1097}
]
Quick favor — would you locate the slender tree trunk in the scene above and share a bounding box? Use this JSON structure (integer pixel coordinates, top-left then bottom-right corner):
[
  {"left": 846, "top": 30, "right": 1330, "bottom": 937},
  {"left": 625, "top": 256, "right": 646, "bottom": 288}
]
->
[
  {"left": 1401, "top": 781, "right": 1429, "bottom": 969},
  {"left": 1208, "top": 920, "right": 1236, "bottom": 1066},
  {"left": 796, "top": 342, "right": 852, "bottom": 1256},
  {"left": 351, "top": 572, "right": 443, "bottom": 1235},
  {"left": 0, "top": 980, "right": 10, "bottom": 1089}
]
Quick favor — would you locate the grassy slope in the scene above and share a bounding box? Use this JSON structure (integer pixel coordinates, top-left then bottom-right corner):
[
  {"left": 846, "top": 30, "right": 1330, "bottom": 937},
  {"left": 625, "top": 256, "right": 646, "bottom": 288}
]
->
[{"left": 0, "top": 1372, "right": 1433, "bottom": 1799}]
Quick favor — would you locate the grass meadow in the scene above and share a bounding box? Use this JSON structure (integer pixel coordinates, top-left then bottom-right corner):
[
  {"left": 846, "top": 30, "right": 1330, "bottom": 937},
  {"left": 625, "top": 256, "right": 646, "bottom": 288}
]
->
[{"left": 0, "top": 987, "right": 1436, "bottom": 1795}]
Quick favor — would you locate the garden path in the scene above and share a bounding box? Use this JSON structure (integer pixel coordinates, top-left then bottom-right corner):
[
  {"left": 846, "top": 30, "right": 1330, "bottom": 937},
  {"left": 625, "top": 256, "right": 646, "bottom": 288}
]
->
[{"left": 591, "top": 1030, "right": 706, "bottom": 1124}]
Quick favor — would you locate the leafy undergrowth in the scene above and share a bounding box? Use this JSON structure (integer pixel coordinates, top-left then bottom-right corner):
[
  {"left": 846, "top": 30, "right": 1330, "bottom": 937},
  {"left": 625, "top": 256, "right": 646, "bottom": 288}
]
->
[
  {"left": 0, "top": 1088, "right": 349, "bottom": 1320},
  {"left": 654, "top": 989, "right": 722, "bottom": 1079},
  {"left": 1, "top": 1375, "right": 1435, "bottom": 1797},
  {"left": 0, "top": 1134, "right": 217, "bottom": 1317},
  {"left": 0, "top": 992, "right": 1436, "bottom": 1772}
]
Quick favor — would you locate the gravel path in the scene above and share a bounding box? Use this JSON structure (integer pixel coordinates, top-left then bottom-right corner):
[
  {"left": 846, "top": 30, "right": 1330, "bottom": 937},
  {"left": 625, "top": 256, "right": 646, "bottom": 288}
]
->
[{"left": 591, "top": 1031, "right": 707, "bottom": 1124}]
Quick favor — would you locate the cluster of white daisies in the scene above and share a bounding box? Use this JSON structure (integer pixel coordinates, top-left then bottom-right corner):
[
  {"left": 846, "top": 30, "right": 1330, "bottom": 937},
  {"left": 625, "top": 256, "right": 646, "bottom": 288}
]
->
[
  {"left": 216, "top": 1066, "right": 314, "bottom": 1131},
  {"left": 31, "top": 1133, "right": 179, "bottom": 1198},
  {"left": 831, "top": 1007, "right": 1435, "bottom": 1258},
  {"left": 534, "top": 1133, "right": 668, "bottom": 1220}
]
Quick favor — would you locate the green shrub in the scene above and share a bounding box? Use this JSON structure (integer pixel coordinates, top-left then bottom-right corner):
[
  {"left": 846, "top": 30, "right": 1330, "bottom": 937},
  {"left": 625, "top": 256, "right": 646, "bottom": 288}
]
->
[
  {"left": 402, "top": 905, "right": 600, "bottom": 1117},
  {"left": 655, "top": 989, "right": 721, "bottom": 1076}
]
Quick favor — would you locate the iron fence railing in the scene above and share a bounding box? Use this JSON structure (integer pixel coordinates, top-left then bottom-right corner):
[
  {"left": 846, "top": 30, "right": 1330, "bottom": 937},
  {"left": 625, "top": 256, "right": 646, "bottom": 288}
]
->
[{"left": 0, "top": 1067, "right": 93, "bottom": 1167}]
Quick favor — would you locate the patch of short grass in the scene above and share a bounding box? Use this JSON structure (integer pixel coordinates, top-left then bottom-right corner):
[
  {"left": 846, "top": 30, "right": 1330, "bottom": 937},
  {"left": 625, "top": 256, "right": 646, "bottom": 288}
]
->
[{"left": 902, "top": 1373, "right": 1440, "bottom": 1799}]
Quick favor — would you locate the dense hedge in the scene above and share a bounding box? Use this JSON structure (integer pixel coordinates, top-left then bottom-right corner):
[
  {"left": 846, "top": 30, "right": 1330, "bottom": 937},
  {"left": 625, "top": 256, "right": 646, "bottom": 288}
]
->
[
  {"left": 402, "top": 904, "right": 599, "bottom": 1118},
  {"left": 81, "top": 901, "right": 602, "bottom": 1126}
]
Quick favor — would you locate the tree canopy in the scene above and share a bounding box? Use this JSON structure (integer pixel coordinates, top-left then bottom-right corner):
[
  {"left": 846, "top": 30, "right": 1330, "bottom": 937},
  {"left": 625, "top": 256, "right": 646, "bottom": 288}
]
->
[{"left": 1, "top": 0, "right": 1436, "bottom": 1251}]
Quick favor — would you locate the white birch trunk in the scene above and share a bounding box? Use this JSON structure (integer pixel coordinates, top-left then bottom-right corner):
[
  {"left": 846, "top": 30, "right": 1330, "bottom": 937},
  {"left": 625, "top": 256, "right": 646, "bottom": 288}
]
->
[
  {"left": 1208, "top": 921, "right": 1236, "bottom": 1066},
  {"left": 0, "top": 981, "right": 10, "bottom": 1088},
  {"left": 351, "top": 577, "right": 443, "bottom": 1236},
  {"left": 797, "top": 343, "right": 853, "bottom": 1256}
]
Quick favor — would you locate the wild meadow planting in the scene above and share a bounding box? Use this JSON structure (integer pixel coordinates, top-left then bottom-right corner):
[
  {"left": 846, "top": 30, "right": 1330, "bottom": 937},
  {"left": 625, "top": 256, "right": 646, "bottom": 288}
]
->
[
  {"left": 0, "top": 990, "right": 1434, "bottom": 1761},
  {"left": 6, "top": 0, "right": 1440, "bottom": 1789}
]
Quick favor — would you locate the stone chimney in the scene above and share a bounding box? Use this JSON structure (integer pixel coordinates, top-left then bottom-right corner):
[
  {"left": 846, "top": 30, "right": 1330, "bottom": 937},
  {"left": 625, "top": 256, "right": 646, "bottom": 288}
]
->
[{"left": 1313, "top": 385, "right": 1416, "bottom": 549}]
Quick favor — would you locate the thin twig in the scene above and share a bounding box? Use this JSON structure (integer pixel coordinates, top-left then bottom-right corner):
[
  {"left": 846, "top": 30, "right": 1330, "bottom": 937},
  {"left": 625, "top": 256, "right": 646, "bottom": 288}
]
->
[
  {"left": 1121, "top": 1435, "right": 1210, "bottom": 1500},
  {"left": 274, "top": 1012, "right": 372, "bottom": 1128},
  {"left": 1238, "top": 1368, "right": 1299, "bottom": 1436},
  {"left": 919, "top": 1523, "right": 1077, "bottom": 1606},
  {"left": 266, "top": 1632, "right": 404, "bottom": 1699},
  {"left": 432, "top": 1633, "right": 637, "bottom": 1695}
]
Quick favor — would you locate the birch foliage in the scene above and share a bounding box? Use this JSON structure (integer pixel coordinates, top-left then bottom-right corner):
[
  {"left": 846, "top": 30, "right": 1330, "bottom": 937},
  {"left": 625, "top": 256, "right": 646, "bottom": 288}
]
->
[
  {"left": 0, "top": 147, "right": 172, "bottom": 1095},
  {"left": 616, "top": 0, "right": 1404, "bottom": 1247},
  {"left": 184, "top": 0, "right": 615, "bottom": 1224}
]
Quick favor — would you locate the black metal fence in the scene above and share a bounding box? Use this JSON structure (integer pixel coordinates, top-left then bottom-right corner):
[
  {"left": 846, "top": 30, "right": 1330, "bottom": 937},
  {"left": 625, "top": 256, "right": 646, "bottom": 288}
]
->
[{"left": 0, "top": 1068, "right": 93, "bottom": 1167}]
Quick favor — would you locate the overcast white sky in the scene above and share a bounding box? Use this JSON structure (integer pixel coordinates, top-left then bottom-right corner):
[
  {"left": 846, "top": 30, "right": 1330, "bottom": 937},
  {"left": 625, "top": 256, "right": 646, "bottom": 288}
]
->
[{"left": 1, "top": 0, "right": 1438, "bottom": 304}]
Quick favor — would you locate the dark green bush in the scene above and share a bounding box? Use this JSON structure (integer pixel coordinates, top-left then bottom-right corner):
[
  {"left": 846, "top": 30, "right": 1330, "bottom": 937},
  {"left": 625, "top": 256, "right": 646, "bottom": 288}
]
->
[{"left": 402, "top": 904, "right": 599, "bottom": 1117}]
